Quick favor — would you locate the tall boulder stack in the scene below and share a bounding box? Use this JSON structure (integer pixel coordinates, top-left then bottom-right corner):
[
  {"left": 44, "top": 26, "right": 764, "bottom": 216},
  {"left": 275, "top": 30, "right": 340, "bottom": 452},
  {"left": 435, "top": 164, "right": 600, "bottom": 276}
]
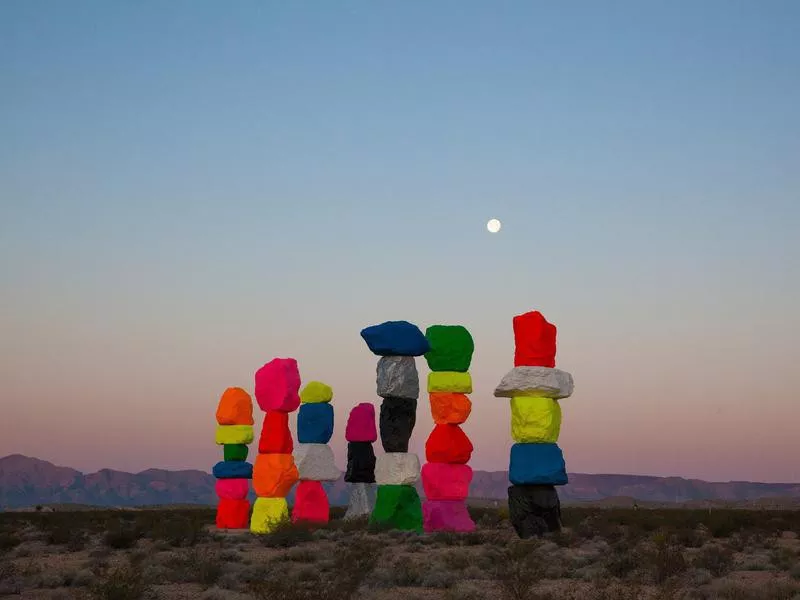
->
[
  {"left": 292, "top": 381, "right": 339, "bottom": 525},
  {"left": 360, "top": 320, "right": 428, "bottom": 532},
  {"left": 422, "top": 325, "right": 476, "bottom": 533},
  {"left": 343, "top": 402, "right": 378, "bottom": 519},
  {"left": 213, "top": 387, "right": 254, "bottom": 529},
  {"left": 494, "top": 311, "right": 574, "bottom": 538},
  {"left": 250, "top": 358, "right": 301, "bottom": 534}
]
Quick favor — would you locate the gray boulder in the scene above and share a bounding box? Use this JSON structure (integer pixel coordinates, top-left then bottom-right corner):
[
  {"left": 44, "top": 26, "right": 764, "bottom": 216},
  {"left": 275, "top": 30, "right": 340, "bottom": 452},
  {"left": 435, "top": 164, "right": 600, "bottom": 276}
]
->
[
  {"left": 344, "top": 482, "right": 377, "bottom": 520},
  {"left": 376, "top": 356, "right": 419, "bottom": 400},
  {"left": 494, "top": 366, "right": 574, "bottom": 399},
  {"left": 293, "top": 443, "right": 341, "bottom": 482},
  {"left": 375, "top": 452, "right": 420, "bottom": 485}
]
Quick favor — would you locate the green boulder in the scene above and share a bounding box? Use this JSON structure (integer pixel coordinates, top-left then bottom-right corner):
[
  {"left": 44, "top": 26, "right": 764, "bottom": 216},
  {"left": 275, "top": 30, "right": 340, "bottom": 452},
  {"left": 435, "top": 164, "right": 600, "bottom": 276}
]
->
[
  {"left": 370, "top": 485, "right": 423, "bottom": 532},
  {"left": 424, "top": 325, "right": 474, "bottom": 372},
  {"left": 223, "top": 444, "right": 249, "bottom": 461}
]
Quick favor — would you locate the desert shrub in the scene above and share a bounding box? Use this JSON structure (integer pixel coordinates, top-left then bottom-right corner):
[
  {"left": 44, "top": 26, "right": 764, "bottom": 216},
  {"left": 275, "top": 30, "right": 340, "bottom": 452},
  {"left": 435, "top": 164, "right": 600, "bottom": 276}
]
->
[
  {"left": 282, "top": 546, "right": 322, "bottom": 562},
  {"left": 642, "top": 533, "right": 688, "bottom": 583},
  {"left": 103, "top": 524, "right": 141, "bottom": 549},
  {"left": 259, "top": 524, "right": 315, "bottom": 548},
  {"left": 0, "top": 531, "right": 21, "bottom": 553},
  {"left": 604, "top": 540, "right": 639, "bottom": 578},
  {"left": 438, "top": 547, "right": 473, "bottom": 570},
  {"left": 146, "top": 515, "right": 206, "bottom": 547},
  {"left": 494, "top": 541, "right": 546, "bottom": 600},
  {"left": 693, "top": 543, "right": 734, "bottom": 576},
  {"left": 89, "top": 563, "right": 149, "bottom": 600}
]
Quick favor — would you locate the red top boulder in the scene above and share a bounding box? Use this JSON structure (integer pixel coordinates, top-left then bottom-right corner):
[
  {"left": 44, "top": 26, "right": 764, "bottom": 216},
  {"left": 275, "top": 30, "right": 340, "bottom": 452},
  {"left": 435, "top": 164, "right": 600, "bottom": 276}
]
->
[{"left": 513, "top": 311, "right": 557, "bottom": 368}]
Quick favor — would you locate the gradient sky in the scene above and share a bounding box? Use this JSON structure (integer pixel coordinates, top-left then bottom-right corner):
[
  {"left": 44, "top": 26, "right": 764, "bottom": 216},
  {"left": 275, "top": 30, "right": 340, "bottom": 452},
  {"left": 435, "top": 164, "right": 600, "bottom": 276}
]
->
[{"left": 1, "top": 1, "right": 798, "bottom": 483}]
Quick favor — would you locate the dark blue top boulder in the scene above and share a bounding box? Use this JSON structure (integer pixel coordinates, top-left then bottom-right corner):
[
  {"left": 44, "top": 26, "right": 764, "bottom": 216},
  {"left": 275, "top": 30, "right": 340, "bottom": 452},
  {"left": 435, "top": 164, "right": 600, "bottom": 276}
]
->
[
  {"left": 212, "top": 460, "right": 253, "bottom": 480},
  {"left": 360, "top": 321, "right": 430, "bottom": 356}
]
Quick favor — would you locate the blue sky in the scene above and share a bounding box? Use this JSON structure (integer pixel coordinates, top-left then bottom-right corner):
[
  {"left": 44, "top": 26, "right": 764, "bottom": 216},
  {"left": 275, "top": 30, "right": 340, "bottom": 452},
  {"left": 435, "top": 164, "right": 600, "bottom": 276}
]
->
[{"left": 1, "top": 1, "right": 798, "bottom": 481}]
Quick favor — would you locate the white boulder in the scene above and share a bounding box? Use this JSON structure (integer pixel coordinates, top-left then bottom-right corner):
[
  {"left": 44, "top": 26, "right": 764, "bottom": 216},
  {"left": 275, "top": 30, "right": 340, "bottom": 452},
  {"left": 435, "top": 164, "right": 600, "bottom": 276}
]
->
[{"left": 493, "top": 366, "right": 574, "bottom": 399}]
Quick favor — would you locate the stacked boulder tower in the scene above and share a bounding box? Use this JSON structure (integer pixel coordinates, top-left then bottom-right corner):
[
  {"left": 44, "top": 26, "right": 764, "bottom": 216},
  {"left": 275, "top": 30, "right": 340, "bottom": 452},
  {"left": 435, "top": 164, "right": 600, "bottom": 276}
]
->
[
  {"left": 360, "top": 320, "right": 429, "bottom": 532},
  {"left": 421, "top": 325, "right": 476, "bottom": 533},
  {"left": 250, "top": 358, "right": 301, "bottom": 534},
  {"left": 292, "top": 381, "right": 341, "bottom": 525},
  {"left": 494, "top": 310, "right": 574, "bottom": 538},
  {"left": 343, "top": 402, "right": 378, "bottom": 519},
  {"left": 213, "top": 387, "right": 255, "bottom": 529}
]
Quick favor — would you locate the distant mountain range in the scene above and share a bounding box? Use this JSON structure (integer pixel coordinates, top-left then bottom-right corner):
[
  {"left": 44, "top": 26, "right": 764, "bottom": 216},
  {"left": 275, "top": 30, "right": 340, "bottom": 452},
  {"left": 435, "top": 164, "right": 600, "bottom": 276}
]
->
[{"left": 2, "top": 454, "right": 799, "bottom": 510}]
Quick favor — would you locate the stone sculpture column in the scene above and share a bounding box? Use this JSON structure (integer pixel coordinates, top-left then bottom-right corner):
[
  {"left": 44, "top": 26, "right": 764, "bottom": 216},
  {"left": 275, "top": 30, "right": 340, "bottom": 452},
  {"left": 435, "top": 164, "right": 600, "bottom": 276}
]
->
[
  {"left": 343, "top": 402, "right": 377, "bottom": 519},
  {"left": 250, "top": 358, "right": 301, "bottom": 534},
  {"left": 421, "top": 325, "right": 476, "bottom": 532},
  {"left": 493, "top": 311, "right": 574, "bottom": 537},
  {"left": 360, "top": 320, "right": 428, "bottom": 532},
  {"left": 292, "top": 381, "right": 340, "bottom": 524},
  {"left": 213, "top": 387, "right": 255, "bottom": 529}
]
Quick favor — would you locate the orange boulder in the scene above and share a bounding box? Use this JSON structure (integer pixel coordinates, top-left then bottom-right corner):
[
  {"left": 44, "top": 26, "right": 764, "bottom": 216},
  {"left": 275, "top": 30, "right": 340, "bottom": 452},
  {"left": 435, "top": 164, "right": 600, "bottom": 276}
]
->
[
  {"left": 429, "top": 393, "right": 472, "bottom": 425},
  {"left": 253, "top": 453, "right": 299, "bottom": 498},
  {"left": 216, "top": 387, "right": 254, "bottom": 426}
]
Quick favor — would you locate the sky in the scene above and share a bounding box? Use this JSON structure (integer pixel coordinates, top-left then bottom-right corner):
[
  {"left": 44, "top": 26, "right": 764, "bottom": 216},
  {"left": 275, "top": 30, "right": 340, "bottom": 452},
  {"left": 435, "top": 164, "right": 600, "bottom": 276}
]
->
[{"left": 1, "top": 0, "right": 798, "bottom": 483}]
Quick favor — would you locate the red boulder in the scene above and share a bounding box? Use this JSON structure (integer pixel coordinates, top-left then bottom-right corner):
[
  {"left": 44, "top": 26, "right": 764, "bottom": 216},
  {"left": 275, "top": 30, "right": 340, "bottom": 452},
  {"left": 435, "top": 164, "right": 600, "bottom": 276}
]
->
[
  {"left": 425, "top": 424, "right": 473, "bottom": 464},
  {"left": 258, "top": 411, "right": 293, "bottom": 454},
  {"left": 513, "top": 311, "right": 557, "bottom": 368},
  {"left": 291, "top": 480, "right": 330, "bottom": 524},
  {"left": 216, "top": 498, "right": 250, "bottom": 529}
]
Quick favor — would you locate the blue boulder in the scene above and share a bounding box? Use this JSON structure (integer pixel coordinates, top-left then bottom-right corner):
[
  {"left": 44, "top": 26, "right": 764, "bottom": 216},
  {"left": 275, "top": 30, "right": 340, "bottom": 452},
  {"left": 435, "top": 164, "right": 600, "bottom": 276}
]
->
[
  {"left": 212, "top": 460, "right": 253, "bottom": 479},
  {"left": 297, "top": 403, "right": 334, "bottom": 444},
  {"left": 360, "top": 321, "right": 430, "bottom": 356},
  {"left": 509, "top": 443, "right": 568, "bottom": 486}
]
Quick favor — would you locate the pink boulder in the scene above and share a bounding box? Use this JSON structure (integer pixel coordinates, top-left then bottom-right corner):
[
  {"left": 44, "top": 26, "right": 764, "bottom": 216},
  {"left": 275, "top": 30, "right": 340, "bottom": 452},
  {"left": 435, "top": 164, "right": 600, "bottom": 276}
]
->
[
  {"left": 215, "top": 478, "right": 249, "bottom": 500},
  {"left": 254, "top": 358, "right": 301, "bottom": 413},
  {"left": 345, "top": 403, "right": 377, "bottom": 442},
  {"left": 291, "top": 480, "right": 330, "bottom": 524},
  {"left": 422, "top": 500, "right": 476, "bottom": 533},
  {"left": 421, "top": 463, "right": 472, "bottom": 501}
]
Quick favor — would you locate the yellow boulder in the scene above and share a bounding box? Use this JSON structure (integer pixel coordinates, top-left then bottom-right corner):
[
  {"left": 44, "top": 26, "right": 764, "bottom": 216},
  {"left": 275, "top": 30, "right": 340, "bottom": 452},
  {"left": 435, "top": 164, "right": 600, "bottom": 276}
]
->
[
  {"left": 427, "top": 372, "right": 472, "bottom": 394},
  {"left": 250, "top": 497, "right": 289, "bottom": 534},
  {"left": 215, "top": 425, "right": 254, "bottom": 445},
  {"left": 510, "top": 397, "right": 561, "bottom": 443},
  {"left": 300, "top": 381, "right": 333, "bottom": 403}
]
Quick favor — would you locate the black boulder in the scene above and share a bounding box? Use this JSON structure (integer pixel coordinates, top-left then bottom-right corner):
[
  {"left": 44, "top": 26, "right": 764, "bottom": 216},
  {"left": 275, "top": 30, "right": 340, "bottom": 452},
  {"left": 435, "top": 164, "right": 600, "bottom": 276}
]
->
[
  {"left": 508, "top": 484, "right": 562, "bottom": 538},
  {"left": 345, "top": 442, "right": 376, "bottom": 483},
  {"left": 379, "top": 397, "right": 417, "bottom": 452}
]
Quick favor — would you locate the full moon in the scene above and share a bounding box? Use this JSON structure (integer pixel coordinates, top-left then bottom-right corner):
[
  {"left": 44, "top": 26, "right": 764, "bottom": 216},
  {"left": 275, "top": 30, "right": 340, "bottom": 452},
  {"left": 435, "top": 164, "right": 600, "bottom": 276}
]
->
[{"left": 487, "top": 218, "right": 501, "bottom": 233}]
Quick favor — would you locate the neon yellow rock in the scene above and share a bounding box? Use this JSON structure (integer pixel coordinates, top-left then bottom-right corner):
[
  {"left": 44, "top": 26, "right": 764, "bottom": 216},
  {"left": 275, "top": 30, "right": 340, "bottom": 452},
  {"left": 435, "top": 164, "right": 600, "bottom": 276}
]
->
[
  {"left": 250, "top": 497, "right": 289, "bottom": 534},
  {"left": 427, "top": 371, "right": 472, "bottom": 394},
  {"left": 510, "top": 396, "right": 561, "bottom": 443},
  {"left": 214, "top": 425, "right": 254, "bottom": 445}
]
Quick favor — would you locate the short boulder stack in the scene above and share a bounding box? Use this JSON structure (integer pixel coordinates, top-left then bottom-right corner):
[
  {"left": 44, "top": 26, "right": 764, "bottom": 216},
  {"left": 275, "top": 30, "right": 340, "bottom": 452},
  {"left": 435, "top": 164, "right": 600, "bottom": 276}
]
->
[
  {"left": 344, "top": 403, "right": 377, "bottom": 520},
  {"left": 361, "top": 320, "right": 427, "bottom": 532},
  {"left": 213, "top": 387, "right": 254, "bottom": 530},
  {"left": 494, "top": 311, "right": 573, "bottom": 537},
  {"left": 292, "top": 380, "right": 339, "bottom": 525},
  {"left": 421, "top": 325, "right": 476, "bottom": 532},
  {"left": 250, "top": 358, "right": 301, "bottom": 534}
]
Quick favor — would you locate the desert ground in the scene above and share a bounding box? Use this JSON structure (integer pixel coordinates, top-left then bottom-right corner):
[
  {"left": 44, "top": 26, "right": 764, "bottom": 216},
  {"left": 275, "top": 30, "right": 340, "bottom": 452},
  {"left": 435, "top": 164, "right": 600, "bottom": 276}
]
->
[{"left": 1, "top": 506, "right": 799, "bottom": 600}]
